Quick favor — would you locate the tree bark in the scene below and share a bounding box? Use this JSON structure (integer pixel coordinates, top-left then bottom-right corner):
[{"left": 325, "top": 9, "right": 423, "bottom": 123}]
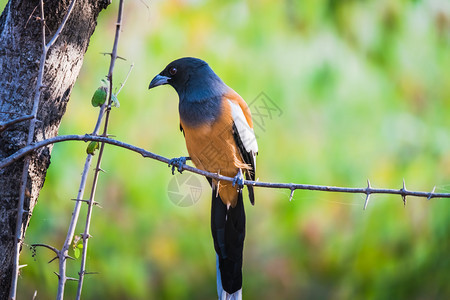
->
[{"left": 0, "top": 0, "right": 110, "bottom": 297}]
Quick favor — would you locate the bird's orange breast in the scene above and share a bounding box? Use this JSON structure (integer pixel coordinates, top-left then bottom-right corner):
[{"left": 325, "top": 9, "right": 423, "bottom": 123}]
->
[{"left": 181, "top": 98, "right": 248, "bottom": 207}]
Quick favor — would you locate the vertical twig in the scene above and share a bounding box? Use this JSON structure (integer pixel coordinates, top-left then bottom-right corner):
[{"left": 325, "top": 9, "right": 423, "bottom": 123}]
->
[
  {"left": 76, "top": 0, "right": 125, "bottom": 298},
  {"left": 56, "top": 106, "right": 105, "bottom": 300},
  {"left": 75, "top": 137, "right": 104, "bottom": 299}
]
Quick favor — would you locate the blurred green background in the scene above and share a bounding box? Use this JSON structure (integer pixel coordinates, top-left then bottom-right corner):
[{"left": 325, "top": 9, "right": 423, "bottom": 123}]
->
[{"left": 2, "top": 0, "right": 449, "bottom": 299}]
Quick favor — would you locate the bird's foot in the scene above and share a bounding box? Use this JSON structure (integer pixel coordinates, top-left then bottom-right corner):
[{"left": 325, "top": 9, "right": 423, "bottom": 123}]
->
[
  {"left": 168, "top": 156, "right": 190, "bottom": 175},
  {"left": 232, "top": 169, "right": 244, "bottom": 191}
]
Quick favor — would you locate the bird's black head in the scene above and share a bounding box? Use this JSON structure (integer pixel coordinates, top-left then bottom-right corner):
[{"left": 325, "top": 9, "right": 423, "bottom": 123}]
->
[{"left": 148, "top": 57, "right": 228, "bottom": 103}]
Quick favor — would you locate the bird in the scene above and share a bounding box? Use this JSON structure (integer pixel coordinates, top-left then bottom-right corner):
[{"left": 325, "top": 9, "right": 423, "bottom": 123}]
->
[{"left": 148, "top": 57, "right": 258, "bottom": 299}]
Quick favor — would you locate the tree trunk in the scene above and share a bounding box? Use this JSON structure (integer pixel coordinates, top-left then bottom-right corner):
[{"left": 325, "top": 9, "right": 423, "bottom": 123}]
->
[{"left": 0, "top": 0, "right": 110, "bottom": 297}]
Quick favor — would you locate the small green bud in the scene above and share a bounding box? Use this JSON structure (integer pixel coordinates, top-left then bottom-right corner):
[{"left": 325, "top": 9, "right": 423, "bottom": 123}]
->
[
  {"left": 86, "top": 141, "right": 100, "bottom": 155},
  {"left": 74, "top": 247, "right": 81, "bottom": 259}
]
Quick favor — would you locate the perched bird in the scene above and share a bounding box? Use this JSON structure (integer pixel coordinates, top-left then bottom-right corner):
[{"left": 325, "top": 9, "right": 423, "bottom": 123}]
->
[{"left": 148, "top": 57, "right": 258, "bottom": 299}]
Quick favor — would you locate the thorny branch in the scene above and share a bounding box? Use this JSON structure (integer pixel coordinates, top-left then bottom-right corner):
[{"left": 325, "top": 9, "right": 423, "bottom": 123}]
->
[
  {"left": 1, "top": 134, "right": 449, "bottom": 207},
  {"left": 55, "top": 106, "right": 104, "bottom": 300},
  {"left": 76, "top": 1, "right": 125, "bottom": 298}
]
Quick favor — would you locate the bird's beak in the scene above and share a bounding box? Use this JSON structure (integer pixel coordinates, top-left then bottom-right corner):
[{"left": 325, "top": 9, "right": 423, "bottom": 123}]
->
[{"left": 148, "top": 74, "right": 170, "bottom": 89}]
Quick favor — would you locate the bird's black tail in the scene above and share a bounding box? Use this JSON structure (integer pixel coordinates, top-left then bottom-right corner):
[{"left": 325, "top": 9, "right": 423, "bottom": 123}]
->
[{"left": 211, "top": 187, "right": 246, "bottom": 294}]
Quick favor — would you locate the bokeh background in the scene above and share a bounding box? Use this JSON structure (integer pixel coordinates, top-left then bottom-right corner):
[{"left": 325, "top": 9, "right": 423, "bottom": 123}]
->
[{"left": 2, "top": 0, "right": 449, "bottom": 299}]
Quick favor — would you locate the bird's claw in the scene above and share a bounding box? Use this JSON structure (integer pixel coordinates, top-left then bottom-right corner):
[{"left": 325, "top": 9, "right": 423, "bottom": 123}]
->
[
  {"left": 168, "top": 157, "right": 188, "bottom": 175},
  {"left": 232, "top": 169, "right": 245, "bottom": 190}
]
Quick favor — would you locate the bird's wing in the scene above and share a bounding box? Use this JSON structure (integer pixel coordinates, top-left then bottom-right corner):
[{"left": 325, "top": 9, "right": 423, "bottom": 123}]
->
[
  {"left": 225, "top": 93, "right": 258, "bottom": 171},
  {"left": 225, "top": 92, "right": 258, "bottom": 204}
]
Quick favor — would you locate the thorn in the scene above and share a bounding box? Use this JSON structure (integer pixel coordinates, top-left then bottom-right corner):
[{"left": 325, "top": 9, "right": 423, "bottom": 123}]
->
[
  {"left": 71, "top": 198, "right": 101, "bottom": 207},
  {"left": 84, "top": 271, "right": 100, "bottom": 275},
  {"left": 96, "top": 167, "right": 107, "bottom": 173},
  {"left": 71, "top": 198, "right": 89, "bottom": 203},
  {"left": 401, "top": 179, "right": 407, "bottom": 207},
  {"left": 402, "top": 195, "right": 407, "bottom": 207},
  {"left": 363, "top": 179, "right": 372, "bottom": 210},
  {"left": 289, "top": 188, "right": 295, "bottom": 202},
  {"left": 48, "top": 256, "right": 58, "bottom": 264},
  {"left": 66, "top": 254, "right": 75, "bottom": 261},
  {"left": 18, "top": 264, "right": 27, "bottom": 269},
  {"left": 366, "top": 179, "right": 372, "bottom": 194},
  {"left": 427, "top": 186, "right": 436, "bottom": 201},
  {"left": 66, "top": 276, "right": 79, "bottom": 281},
  {"left": 216, "top": 182, "right": 220, "bottom": 197},
  {"left": 216, "top": 170, "right": 221, "bottom": 198},
  {"left": 363, "top": 193, "right": 371, "bottom": 210},
  {"left": 53, "top": 271, "right": 60, "bottom": 279}
]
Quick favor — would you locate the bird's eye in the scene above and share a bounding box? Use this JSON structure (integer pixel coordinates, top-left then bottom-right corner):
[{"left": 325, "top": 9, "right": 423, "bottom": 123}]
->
[{"left": 169, "top": 67, "right": 177, "bottom": 76}]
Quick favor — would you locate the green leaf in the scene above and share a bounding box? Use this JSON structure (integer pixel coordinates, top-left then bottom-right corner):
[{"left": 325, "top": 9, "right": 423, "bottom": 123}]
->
[
  {"left": 74, "top": 247, "right": 80, "bottom": 259},
  {"left": 91, "top": 86, "right": 108, "bottom": 107},
  {"left": 86, "top": 141, "right": 100, "bottom": 155}
]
